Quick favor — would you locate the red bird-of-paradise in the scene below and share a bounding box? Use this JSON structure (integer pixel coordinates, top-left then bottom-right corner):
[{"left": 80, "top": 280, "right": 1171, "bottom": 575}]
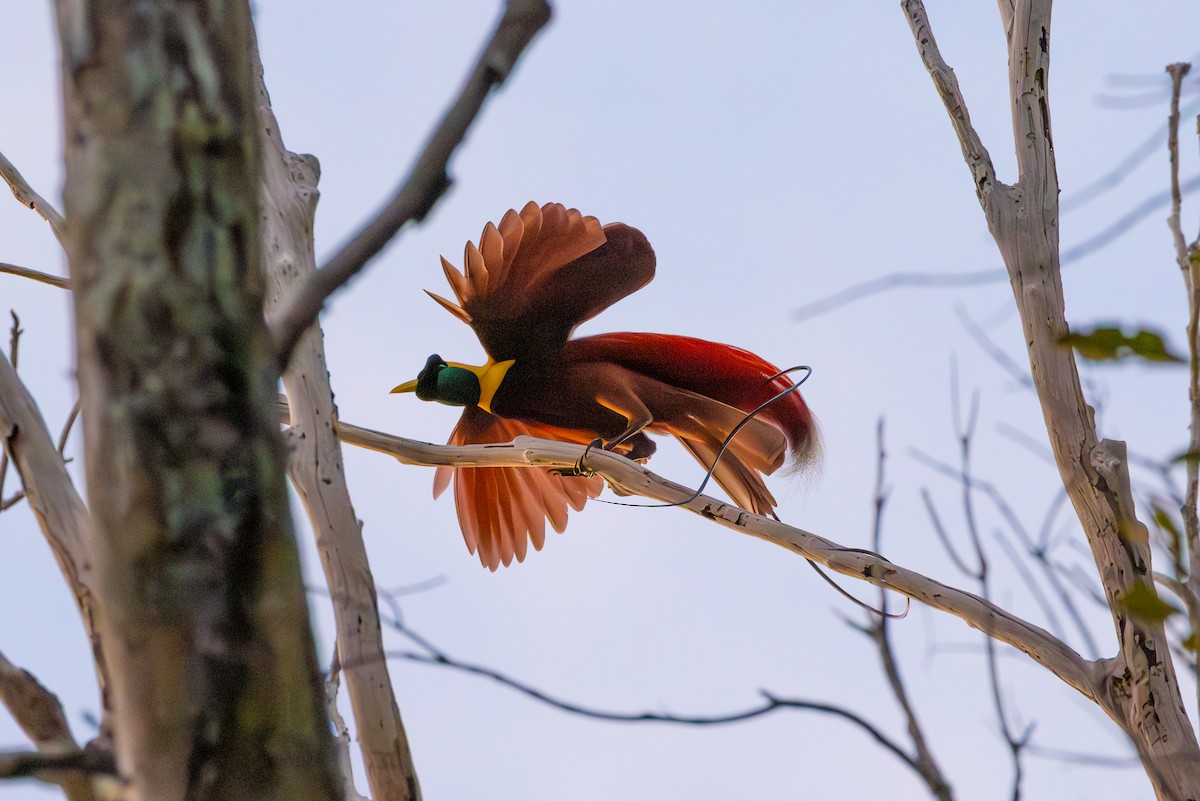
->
[{"left": 392, "top": 202, "right": 819, "bottom": 570}]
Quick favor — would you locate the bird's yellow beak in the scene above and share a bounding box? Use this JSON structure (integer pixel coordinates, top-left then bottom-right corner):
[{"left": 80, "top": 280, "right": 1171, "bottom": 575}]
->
[{"left": 390, "top": 379, "right": 419, "bottom": 394}]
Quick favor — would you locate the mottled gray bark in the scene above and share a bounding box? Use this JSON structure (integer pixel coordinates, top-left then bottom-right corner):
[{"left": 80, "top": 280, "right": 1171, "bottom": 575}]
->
[{"left": 51, "top": 1, "right": 340, "bottom": 799}]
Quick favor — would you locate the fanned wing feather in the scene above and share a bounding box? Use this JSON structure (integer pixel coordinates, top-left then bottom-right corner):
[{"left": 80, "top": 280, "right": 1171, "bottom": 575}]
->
[
  {"left": 439, "top": 256, "right": 470, "bottom": 305},
  {"left": 424, "top": 290, "right": 472, "bottom": 325},
  {"left": 430, "top": 202, "right": 656, "bottom": 359},
  {"left": 441, "top": 405, "right": 602, "bottom": 570},
  {"left": 479, "top": 222, "right": 505, "bottom": 288}
]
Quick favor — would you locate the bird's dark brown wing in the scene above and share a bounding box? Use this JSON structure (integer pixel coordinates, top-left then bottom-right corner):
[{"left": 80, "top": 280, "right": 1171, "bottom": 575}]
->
[
  {"left": 426, "top": 202, "right": 656, "bottom": 360},
  {"left": 434, "top": 405, "right": 603, "bottom": 570}
]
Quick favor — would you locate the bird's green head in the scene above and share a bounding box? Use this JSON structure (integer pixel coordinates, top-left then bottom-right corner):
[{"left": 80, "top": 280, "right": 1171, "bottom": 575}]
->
[{"left": 391, "top": 354, "right": 480, "bottom": 407}]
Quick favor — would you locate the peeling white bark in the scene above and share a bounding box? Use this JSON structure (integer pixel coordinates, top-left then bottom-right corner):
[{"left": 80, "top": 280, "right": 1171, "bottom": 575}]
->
[{"left": 905, "top": 1, "right": 1200, "bottom": 797}]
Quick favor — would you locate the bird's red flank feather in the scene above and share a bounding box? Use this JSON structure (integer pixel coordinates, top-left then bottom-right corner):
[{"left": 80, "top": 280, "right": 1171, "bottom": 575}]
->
[{"left": 565, "top": 333, "right": 820, "bottom": 470}]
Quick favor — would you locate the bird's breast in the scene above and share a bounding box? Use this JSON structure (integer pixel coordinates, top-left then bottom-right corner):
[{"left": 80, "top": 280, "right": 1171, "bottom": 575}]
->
[{"left": 490, "top": 359, "right": 629, "bottom": 437}]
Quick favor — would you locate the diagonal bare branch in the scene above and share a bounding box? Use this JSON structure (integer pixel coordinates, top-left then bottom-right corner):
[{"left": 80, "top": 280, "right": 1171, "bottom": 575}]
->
[
  {"left": 269, "top": 0, "right": 552, "bottom": 367},
  {"left": 0, "top": 650, "right": 96, "bottom": 801},
  {"left": 256, "top": 30, "right": 422, "bottom": 799},
  {"left": 0, "top": 151, "right": 65, "bottom": 244},
  {"left": 793, "top": 168, "right": 1200, "bottom": 323},
  {"left": 0, "top": 262, "right": 70, "bottom": 290},
  {"left": 0, "top": 353, "right": 106, "bottom": 717},
  {"left": 0, "top": 749, "right": 115, "bottom": 782},
  {"left": 903, "top": 0, "right": 996, "bottom": 199},
  {"left": 284, "top": 398, "right": 1099, "bottom": 711}
]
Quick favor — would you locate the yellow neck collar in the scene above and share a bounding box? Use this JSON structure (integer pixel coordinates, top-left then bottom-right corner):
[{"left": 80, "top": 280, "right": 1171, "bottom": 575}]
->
[{"left": 446, "top": 359, "right": 515, "bottom": 413}]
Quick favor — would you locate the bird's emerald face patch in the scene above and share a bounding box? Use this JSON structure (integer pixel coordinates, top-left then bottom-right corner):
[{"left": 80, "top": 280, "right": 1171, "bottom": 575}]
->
[{"left": 415, "top": 354, "right": 481, "bottom": 407}]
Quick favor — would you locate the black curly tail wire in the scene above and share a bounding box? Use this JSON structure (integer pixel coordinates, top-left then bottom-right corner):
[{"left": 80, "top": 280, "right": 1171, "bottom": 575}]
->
[
  {"left": 572, "top": 365, "right": 908, "bottom": 620},
  {"left": 582, "top": 365, "right": 812, "bottom": 510}
]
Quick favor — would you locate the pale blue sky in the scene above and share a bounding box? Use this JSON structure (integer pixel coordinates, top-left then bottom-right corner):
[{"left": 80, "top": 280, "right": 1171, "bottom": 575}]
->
[{"left": 3, "top": 2, "right": 1199, "bottom": 799}]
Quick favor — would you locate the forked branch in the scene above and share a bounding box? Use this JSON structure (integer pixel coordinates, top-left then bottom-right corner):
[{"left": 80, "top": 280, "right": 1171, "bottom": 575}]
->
[{"left": 904, "top": 1, "right": 1200, "bottom": 797}]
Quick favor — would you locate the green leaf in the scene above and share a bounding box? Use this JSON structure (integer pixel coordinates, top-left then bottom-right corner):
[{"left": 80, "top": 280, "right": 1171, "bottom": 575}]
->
[
  {"left": 1169, "top": 449, "right": 1200, "bottom": 466},
  {"left": 1149, "top": 504, "right": 1184, "bottom": 578},
  {"left": 1059, "top": 326, "right": 1185, "bottom": 364},
  {"left": 1117, "top": 582, "right": 1180, "bottom": 624},
  {"left": 1184, "top": 632, "right": 1198, "bottom": 653},
  {"left": 1152, "top": 507, "right": 1182, "bottom": 541}
]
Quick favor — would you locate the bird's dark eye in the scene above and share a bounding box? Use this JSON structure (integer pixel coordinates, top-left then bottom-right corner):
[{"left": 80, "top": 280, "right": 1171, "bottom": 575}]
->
[{"left": 415, "top": 354, "right": 446, "bottom": 401}]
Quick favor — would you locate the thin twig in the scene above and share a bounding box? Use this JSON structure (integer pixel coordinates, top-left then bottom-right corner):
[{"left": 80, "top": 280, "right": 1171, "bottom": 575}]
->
[
  {"left": 270, "top": 0, "right": 552, "bottom": 367},
  {"left": 317, "top": 583, "right": 931, "bottom": 780},
  {"left": 996, "top": 423, "right": 1055, "bottom": 465},
  {"left": 380, "top": 576, "right": 449, "bottom": 597},
  {"left": 370, "top": 586, "right": 927, "bottom": 775},
  {"left": 940, "top": 373, "right": 1028, "bottom": 801},
  {"left": 867, "top": 420, "right": 954, "bottom": 801},
  {"left": 0, "top": 312, "right": 19, "bottom": 501},
  {"left": 389, "top": 646, "right": 920, "bottom": 764},
  {"left": 911, "top": 447, "right": 1100, "bottom": 657},
  {"left": 1167, "top": 61, "right": 1200, "bottom": 720},
  {"left": 7, "top": 312, "right": 19, "bottom": 370},
  {"left": 0, "top": 263, "right": 70, "bottom": 290},
  {"left": 1063, "top": 98, "right": 1200, "bottom": 212},
  {"left": 58, "top": 400, "right": 81, "bottom": 455},
  {"left": 921, "top": 487, "right": 975, "bottom": 576},
  {"left": 0, "top": 749, "right": 115, "bottom": 780},
  {"left": 325, "top": 645, "right": 370, "bottom": 801},
  {"left": 0, "top": 151, "right": 66, "bottom": 244},
  {"left": 1053, "top": 560, "right": 1109, "bottom": 608},
  {"left": 965, "top": 508, "right": 1023, "bottom": 800},
  {"left": 1024, "top": 744, "right": 1140, "bottom": 768},
  {"left": 991, "top": 528, "right": 1067, "bottom": 644},
  {"left": 1127, "top": 449, "right": 1185, "bottom": 509},
  {"left": 0, "top": 491, "right": 25, "bottom": 511},
  {"left": 1167, "top": 63, "right": 1193, "bottom": 263},
  {"left": 793, "top": 175, "right": 1200, "bottom": 322},
  {"left": 1016, "top": 535, "right": 1101, "bottom": 661},
  {"left": 956, "top": 306, "right": 1032, "bottom": 389}
]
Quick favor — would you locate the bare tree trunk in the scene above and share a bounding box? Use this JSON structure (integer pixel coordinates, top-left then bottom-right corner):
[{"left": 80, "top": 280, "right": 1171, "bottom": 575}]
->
[
  {"left": 51, "top": 1, "right": 340, "bottom": 799},
  {"left": 256, "top": 49, "right": 423, "bottom": 800},
  {"left": 905, "top": 1, "right": 1200, "bottom": 797}
]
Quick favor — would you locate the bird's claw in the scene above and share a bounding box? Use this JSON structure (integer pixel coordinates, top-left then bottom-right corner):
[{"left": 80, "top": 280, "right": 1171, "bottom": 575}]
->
[{"left": 556, "top": 437, "right": 603, "bottom": 478}]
